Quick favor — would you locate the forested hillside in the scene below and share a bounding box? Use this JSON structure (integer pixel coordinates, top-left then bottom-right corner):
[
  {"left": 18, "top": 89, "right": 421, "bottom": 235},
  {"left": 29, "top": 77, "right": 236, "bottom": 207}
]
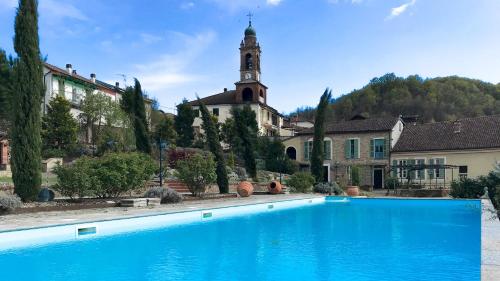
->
[{"left": 293, "top": 73, "right": 500, "bottom": 122}]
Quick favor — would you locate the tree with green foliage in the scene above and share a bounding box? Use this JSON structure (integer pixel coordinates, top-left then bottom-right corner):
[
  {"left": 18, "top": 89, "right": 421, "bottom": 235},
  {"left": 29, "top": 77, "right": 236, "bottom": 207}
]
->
[
  {"left": 198, "top": 98, "right": 229, "bottom": 193},
  {"left": 0, "top": 49, "right": 14, "bottom": 121},
  {"left": 154, "top": 115, "right": 177, "bottom": 145},
  {"left": 80, "top": 90, "right": 112, "bottom": 147},
  {"left": 42, "top": 95, "right": 78, "bottom": 152},
  {"left": 11, "top": 0, "right": 44, "bottom": 201},
  {"left": 232, "top": 105, "right": 258, "bottom": 178},
  {"left": 292, "top": 73, "right": 500, "bottom": 122},
  {"left": 174, "top": 99, "right": 195, "bottom": 147},
  {"left": 176, "top": 152, "right": 217, "bottom": 197},
  {"left": 311, "top": 88, "right": 332, "bottom": 183},
  {"left": 121, "top": 79, "right": 151, "bottom": 153},
  {"left": 259, "top": 137, "right": 297, "bottom": 175}
]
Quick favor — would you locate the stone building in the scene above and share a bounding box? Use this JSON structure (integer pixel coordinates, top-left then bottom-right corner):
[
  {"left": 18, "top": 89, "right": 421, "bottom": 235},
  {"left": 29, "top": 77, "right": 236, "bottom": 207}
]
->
[
  {"left": 283, "top": 117, "right": 404, "bottom": 189},
  {"left": 188, "top": 19, "right": 293, "bottom": 137}
]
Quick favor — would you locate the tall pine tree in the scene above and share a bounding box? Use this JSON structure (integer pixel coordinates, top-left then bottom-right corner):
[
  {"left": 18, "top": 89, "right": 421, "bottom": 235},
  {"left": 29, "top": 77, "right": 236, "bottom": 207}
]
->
[
  {"left": 11, "top": 0, "right": 43, "bottom": 201},
  {"left": 121, "top": 79, "right": 151, "bottom": 153},
  {"left": 232, "top": 105, "right": 258, "bottom": 178},
  {"left": 132, "top": 79, "right": 151, "bottom": 153},
  {"left": 198, "top": 98, "right": 229, "bottom": 193},
  {"left": 174, "top": 99, "right": 195, "bottom": 147},
  {"left": 311, "top": 88, "right": 332, "bottom": 183},
  {"left": 0, "top": 49, "right": 13, "bottom": 121}
]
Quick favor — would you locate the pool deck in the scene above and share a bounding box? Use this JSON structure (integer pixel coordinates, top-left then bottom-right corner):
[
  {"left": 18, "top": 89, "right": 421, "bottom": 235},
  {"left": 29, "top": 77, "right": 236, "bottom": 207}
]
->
[
  {"left": 0, "top": 194, "right": 323, "bottom": 232},
  {"left": 482, "top": 199, "right": 500, "bottom": 280}
]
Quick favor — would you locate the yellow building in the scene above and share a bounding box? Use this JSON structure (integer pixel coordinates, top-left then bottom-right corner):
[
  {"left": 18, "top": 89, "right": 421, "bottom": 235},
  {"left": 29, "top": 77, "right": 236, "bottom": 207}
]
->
[{"left": 391, "top": 115, "right": 500, "bottom": 188}]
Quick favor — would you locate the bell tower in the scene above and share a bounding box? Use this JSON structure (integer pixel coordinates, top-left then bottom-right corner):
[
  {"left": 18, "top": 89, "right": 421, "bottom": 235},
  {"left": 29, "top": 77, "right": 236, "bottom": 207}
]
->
[
  {"left": 239, "top": 13, "right": 261, "bottom": 82},
  {"left": 236, "top": 13, "right": 267, "bottom": 104}
]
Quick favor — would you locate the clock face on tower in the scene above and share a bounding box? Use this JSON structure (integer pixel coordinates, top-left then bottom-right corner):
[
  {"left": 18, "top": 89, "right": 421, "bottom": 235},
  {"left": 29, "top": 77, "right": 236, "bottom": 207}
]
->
[{"left": 244, "top": 72, "right": 252, "bottom": 80}]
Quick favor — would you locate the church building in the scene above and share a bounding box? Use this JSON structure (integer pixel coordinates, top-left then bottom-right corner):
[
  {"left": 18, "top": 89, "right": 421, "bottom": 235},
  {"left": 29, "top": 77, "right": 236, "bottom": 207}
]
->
[{"left": 188, "top": 19, "right": 293, "bottom": 137}]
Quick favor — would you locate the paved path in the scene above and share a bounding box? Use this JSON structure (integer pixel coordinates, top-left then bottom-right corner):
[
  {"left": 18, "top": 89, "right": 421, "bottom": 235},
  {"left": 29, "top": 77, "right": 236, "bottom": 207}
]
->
[
  {"left": 0, "top": 194, "right": 321, "bottom": 232},
  {"left": 482, "top": 199, "right": 500, "bottom": 280}
]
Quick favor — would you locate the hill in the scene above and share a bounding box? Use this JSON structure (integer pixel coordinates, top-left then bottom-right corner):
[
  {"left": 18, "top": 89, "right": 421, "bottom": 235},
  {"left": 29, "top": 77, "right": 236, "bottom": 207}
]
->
[{"left": 293, "top": 73, "right": 500, "bottom": 123}]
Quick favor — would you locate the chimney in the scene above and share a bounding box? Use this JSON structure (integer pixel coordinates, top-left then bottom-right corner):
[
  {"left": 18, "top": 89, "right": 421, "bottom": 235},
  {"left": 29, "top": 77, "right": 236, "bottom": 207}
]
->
[
  {"left": 453, "top": 120, "right": 462, "bottom": 133},
  {"left": 72, "top": 70, "right": 77, "bottom": 75},
  {"left": 90, "top": 73, "right": 96, "bottom": 83},
  {"left": 66, "top": 64, "right": 72, "bottom": 74},
  {"left": 115, "top": 82, "right": 120, "bottom": 88},
  {"left": 223, "top": 88, "right": 227, "bottom": 92}
]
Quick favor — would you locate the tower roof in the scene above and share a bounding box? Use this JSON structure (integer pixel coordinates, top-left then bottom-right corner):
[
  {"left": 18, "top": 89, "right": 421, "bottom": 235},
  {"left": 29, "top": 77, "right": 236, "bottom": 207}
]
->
[{"left": 244, "top": 13, "right": 256, "bottom": 36}]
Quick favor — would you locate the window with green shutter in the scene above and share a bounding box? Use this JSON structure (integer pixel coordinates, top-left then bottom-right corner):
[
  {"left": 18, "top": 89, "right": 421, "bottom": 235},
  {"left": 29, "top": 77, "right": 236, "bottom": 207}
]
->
[
  {"left": 428, "top": 159, "right": 435, "bottom": 179},
  {"left": 304, "top": 141, "right": 313, "bottom": 161},
  {"left": 323, "top": 140, "right": 332, "bottom": 160},
  {"left": 373, "top": 138, "right": 385, "bottom": 159},
  {"left": 416, "top": 159, "right": 425, "bottom": 179},
  {"left": 436, "top": 158, "right": 445, "bottom": 179},
  {"left": 346, "top": 139, "right": 359, "bottom": 159},
  {"left": 391, "top": 160, "right": 398, "bottom": 177}
]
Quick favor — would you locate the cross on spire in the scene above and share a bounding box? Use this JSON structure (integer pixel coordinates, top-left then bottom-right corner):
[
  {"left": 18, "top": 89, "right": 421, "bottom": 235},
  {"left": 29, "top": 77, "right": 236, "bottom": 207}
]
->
[{"left": 247, "top": 12, "right": 253, "bottom": 26}]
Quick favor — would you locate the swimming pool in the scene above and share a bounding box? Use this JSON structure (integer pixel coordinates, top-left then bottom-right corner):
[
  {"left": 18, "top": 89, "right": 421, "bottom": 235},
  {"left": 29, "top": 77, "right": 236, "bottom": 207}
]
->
[{"left": 0, "top": 198, "right": 480, "bottom": 281}]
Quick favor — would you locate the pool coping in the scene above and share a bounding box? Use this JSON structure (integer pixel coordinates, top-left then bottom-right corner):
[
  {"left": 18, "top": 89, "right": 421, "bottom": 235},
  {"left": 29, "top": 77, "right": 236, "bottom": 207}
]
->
[
  {"left": 0, "top": 194, "right": 323, "bottom": 234},
  {"left": 481, "top": 199, "right": 500, "bottom": 280}
]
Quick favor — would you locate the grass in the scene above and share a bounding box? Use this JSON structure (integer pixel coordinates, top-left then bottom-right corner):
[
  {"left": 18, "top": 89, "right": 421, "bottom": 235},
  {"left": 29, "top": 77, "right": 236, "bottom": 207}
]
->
[{"left": 0, "top": 174, "right": 58, "bottom": 186}]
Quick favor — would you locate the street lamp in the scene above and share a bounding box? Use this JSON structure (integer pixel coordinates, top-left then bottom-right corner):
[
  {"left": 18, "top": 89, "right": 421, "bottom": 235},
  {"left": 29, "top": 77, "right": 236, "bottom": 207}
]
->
[{"left": 158, "top": 139, "right": 167, "bottom": 186}]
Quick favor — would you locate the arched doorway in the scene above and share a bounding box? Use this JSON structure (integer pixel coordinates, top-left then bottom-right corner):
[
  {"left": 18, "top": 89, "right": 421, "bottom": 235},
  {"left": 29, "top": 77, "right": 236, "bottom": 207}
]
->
[
  {"left": 242, "top": 88, "right": 253, "bottom": 102},
  {"left": 286, "top": 147, "right": 297, "bottom": 160}
]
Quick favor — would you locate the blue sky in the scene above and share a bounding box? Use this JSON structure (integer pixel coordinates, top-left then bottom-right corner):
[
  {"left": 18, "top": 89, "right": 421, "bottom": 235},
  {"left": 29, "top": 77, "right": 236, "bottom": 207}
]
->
[{"left": 1, "top": 0, "right": 500, "bottom": 114}]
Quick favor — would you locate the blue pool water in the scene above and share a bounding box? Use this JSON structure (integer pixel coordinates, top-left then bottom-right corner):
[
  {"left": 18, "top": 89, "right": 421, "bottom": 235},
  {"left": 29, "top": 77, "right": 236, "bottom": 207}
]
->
[{"left": 0, "top": 198, "right": 480, "bottom": 281}]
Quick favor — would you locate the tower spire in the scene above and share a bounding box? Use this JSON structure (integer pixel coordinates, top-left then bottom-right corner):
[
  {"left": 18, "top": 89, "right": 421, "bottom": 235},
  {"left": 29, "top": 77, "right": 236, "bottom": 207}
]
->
[{"left": 247, "top": 12, "right": 253, "bottom": 27}]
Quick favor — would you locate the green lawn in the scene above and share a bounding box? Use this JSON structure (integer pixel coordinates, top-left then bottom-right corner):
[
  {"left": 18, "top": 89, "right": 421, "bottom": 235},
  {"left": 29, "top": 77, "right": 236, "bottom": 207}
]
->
[{"left": 0, "top": 174, "right": 58, "bottom": 186}]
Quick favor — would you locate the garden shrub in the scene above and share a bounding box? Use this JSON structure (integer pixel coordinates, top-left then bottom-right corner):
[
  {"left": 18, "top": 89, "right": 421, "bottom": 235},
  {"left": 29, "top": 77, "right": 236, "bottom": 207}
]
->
[
  {"left": 144, "top": 186, "right": 183, "bottom": 204},
  {"left": 42, "top": 148, "right": 66, "bottom": 159},
  {"left": 0, "top": 191, "right": 22, "bottom": 213},
  {"left": 167, "top": 148, "right": 195, "bottom": 168},
  {"left": 53, "top": 157, "right": 98, "bottom": 200},
  {"left": 176, "top": 152, "right": 217, "bottom": 196},
  {"left": 479, "top": 164, "right": 500, "bottom": 209},
  {"left": 91, "top": 152, "right": 156, "bottom": 198},
  {"left": 54, "top": 152, "right": 156, "bottom": 199},
  {"left": 385, "top": 176, "right": 401, "bottom": 189},
  {"left": 286, "top": 172, "right": 315, "bottom": 193},
  {"left": 450, "top": 178, "right": 485, "bottom": 199},
  {"left": 351, "top": 166, "right": 361, "bottom": 186},
  {"left": 314, "top": 182, "right": 344, "bottom": 195}
]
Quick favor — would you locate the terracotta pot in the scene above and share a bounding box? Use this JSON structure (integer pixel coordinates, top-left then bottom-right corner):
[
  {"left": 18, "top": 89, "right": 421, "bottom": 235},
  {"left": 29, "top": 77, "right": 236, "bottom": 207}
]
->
[
  {"left": 346, "top": 186, "right": 360, "bottom": 196},
  {"left": 237, "top": 181, "right": 254, "bottom": 197},
  {"left": 268, "top": 181, "right": 282, "bottom": 194}
]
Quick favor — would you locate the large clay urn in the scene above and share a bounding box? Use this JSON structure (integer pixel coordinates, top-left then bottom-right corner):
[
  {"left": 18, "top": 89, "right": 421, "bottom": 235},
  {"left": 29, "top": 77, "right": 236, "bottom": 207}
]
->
[
  {"left": 237, "top": 181, "right": 254, "bottom": 197},
  {"left": 346, "top": 186, "right": 360, "bottom": 196},
  {"left": 268, "top": 181, "right": 282, "bottom": 194}
]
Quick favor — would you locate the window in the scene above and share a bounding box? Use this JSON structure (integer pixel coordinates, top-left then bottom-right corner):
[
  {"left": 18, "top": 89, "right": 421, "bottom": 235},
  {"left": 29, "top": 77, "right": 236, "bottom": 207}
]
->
[
  {"left": 72, "top": 87, "right": 78, "bottom": 103},
  {"left": 272, "top": 115, "right": 278, "bottom": 126},
  {"left": 429, "top": 158, "right": 445, "bottom": 179},
  {"left": 304, "top": 141, "right": 313, "bottom": 161},
  {"left": 371, "top": 138, "right": 387, "bottom": 159},
  {"left": 245, "top": 53, "right": 253, "bottom": 70},
  {"left": 193, "top": 109, "right": 200, "bottom": 117},
  {"left": 398, "top": 160, "right": 408, "bottom": 179},
  {"left": 416, "top": 159, "right": 425, "bottom": 180},
  {"left": 305, "top": 140, "right": 332, "bottom": 161},
  {"left": 345, "top": 139, "right": 359, "bottom": 159},
  {"left": 459, "top": 166, "right": 468, "bottom": 179},
  {"left": 267, "top": 112, "right": 270, "bottom": 121},
  {"left": 58, "top": 79, "right": 64, "bottom": 97},
  {"left": 212, "top": 108, "right": 219, "bottom": 116},
  {"left": 324, "top": 140, "right": 332, "bottom": 160}
]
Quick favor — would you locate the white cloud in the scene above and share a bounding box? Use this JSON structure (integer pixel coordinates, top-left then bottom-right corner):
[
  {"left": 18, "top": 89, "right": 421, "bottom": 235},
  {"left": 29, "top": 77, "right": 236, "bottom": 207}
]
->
[
  {"left": 386, "top": 0, "right": 416, "bottom": 20},
  {"left": 328, "top": 0, "right": 363, "bottom": 4},
  {"left": 0, "top": 0, "right": 16, "bottom": 9},
  {"left": 140, "top": 33, "right": 162, "bottom": 45},
  {"left": 134, "top": 31, "right": 217, "bottom": 91},
  {"left": 180, "top": 2, "right": 195, "bottom": 10},
  {"left": 266, "top": 0, "right": 282, "bottom": 6},
  {"left": 40, "top": 0, "right": 88, "bottom": 22}
]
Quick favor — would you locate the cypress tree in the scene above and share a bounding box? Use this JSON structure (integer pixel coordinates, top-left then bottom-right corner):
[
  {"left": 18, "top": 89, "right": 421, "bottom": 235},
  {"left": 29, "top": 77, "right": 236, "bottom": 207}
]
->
[
  {"left": 131, "top": 79, "right": 151, "bottom": 153},
  {"left": 311, "top": 88, "right": 332, "bottom": 183},
  {"left": 174, "top": 99, "right": 195, "bottom": 147},
  {"left": 232, "top": 105, "right": 257, "bottom": 178},
  {"left": 11, "top": 0, "right": 43, "bottom": 201},
  {"left": 198, "top": 98, "right": 229, "bottom": 193},
  {"left": 0, "top": 49, "right": 13, "bottom": 121}
]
